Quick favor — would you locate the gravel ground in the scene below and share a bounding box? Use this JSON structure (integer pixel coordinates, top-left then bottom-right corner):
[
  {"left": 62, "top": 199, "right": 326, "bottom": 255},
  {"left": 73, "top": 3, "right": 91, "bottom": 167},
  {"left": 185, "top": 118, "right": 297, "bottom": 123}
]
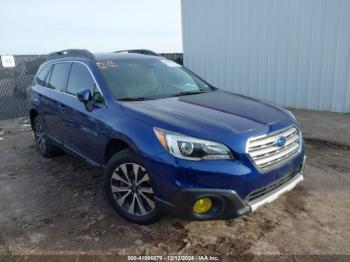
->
[{"left": 0, "top": 114, "right": 349, "bottom": 258}]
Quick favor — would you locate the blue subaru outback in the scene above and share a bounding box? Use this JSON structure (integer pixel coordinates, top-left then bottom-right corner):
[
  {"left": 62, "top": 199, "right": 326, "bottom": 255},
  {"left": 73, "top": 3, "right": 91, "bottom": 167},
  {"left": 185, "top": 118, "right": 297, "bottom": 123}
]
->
[{"left": 29, "top": 49, "right": 305, "bottom": 224}]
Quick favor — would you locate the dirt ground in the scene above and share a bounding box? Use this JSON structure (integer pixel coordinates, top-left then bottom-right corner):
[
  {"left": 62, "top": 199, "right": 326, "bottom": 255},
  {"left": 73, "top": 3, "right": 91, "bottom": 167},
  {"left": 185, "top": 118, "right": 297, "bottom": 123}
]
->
[{"left": 0, "top": 113, "right": 349, "bottom": 258}]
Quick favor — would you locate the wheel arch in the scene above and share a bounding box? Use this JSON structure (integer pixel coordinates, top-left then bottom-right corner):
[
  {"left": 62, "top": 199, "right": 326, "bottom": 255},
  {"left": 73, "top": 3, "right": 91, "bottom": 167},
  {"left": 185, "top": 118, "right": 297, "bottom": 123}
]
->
[
  {"left": 104, "top": 136, "right": 142, "bottom": 165},
  {"left": 29, "top": 108, "right": 38, "bottom": 129}
]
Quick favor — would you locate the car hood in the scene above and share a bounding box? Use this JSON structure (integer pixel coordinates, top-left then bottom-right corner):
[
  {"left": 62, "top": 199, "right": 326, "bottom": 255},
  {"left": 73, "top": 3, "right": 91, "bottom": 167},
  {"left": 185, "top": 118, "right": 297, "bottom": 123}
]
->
[{"left": 121, "top": 90, "right": 291, "bottom": 139}]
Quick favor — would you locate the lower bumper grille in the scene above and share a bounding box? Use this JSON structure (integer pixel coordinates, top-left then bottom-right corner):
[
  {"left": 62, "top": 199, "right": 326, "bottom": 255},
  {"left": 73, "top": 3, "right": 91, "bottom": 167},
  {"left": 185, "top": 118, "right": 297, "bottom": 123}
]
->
[{"left": 245, "top": 167, "right": 302, "bottom": 203}]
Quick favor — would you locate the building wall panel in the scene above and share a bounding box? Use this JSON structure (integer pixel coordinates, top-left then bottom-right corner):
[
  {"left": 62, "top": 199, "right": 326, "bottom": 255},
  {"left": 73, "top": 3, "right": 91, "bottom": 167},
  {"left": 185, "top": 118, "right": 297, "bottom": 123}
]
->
[{"left": 181, "top": 0, "right": 350, "bottom": 112}]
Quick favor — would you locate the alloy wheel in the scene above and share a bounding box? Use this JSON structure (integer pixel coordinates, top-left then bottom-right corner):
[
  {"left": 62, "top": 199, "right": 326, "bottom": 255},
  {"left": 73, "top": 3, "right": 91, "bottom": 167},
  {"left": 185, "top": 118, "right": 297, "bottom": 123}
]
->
[{"left": 111, "top": 163, "right": 155, "bottom": 216}]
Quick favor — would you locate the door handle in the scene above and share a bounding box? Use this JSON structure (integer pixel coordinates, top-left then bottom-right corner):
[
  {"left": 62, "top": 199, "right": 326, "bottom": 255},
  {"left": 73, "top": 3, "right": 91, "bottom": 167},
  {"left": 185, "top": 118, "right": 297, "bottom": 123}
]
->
[{"left": 58, "top": 104, "right": 66, "bottom": 113}]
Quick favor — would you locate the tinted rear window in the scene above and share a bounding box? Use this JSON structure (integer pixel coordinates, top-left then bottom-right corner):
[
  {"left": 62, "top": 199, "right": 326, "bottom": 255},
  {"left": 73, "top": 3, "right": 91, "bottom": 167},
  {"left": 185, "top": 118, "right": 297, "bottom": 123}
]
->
[
  {"left": 36, "top": 65, "right": 51, "bottom": 86},
  {"left": 48, "top": 63, "right": 71, "bottom": 91}
]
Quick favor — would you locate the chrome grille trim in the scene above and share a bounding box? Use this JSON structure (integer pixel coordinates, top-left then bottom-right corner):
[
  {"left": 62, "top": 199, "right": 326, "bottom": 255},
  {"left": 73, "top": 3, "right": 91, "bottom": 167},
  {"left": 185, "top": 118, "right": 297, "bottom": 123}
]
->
[{"left": 246, "top": 125, "right": 301, "bottom": 171}]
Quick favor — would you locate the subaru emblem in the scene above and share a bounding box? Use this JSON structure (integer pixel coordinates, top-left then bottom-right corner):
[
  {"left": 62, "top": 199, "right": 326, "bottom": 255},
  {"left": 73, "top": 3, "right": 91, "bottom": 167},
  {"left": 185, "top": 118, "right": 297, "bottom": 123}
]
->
[{"left": 275, "top": 136, "right": 286, "bottom": 147}]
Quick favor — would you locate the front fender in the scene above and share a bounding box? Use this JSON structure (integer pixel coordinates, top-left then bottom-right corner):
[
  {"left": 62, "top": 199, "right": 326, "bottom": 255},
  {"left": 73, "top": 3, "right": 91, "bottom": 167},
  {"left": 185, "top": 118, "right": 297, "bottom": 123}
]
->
[{"left": 104, "top": 117, "right": 166, "bottom": 161}]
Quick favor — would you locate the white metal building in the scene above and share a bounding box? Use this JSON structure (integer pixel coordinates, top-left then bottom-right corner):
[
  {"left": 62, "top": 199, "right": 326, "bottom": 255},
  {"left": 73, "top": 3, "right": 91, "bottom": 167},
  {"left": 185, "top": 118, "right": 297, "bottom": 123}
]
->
[{"left": 181, "top": 0, "right": 350, "bottom": 113}]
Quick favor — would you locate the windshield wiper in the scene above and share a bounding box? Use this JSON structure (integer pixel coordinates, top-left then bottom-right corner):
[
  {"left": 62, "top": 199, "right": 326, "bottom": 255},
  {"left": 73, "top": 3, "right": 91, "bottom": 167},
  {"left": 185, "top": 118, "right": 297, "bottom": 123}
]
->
[
  {"left": 118, "top": 97, "right": 150, "bottom": 101},
  {"left": 118, "top": 90, "right": 209, "bottom": 101},
  {"left": 169, "top": 90, "right": 209, "bottom": 97}
]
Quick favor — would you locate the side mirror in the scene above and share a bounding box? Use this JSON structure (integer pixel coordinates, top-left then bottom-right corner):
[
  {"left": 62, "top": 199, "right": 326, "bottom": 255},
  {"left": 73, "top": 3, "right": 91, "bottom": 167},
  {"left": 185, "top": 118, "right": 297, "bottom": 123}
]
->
[
  {"left": 77, "top": 88, "right": 92, "bottom": 103},
  {"left": 77, "top": 89, "right": 93, "bottom": 112}
]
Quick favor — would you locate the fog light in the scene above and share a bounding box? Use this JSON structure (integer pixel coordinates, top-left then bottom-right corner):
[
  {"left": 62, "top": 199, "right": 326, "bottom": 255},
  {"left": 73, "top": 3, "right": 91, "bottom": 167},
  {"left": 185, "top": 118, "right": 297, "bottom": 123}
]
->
[{"left": 193, "top": 197, "right": 213, "bottom": 214}]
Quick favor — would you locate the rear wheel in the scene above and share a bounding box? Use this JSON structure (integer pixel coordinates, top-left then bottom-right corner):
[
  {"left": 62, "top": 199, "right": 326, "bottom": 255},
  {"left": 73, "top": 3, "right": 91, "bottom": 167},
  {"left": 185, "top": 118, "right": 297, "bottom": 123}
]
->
[
  {"left": 33, "top": 116, "right": 61, "bottom": 158},
  {"left": 105, "top": 149, "right": 161, "bottom": 224}
]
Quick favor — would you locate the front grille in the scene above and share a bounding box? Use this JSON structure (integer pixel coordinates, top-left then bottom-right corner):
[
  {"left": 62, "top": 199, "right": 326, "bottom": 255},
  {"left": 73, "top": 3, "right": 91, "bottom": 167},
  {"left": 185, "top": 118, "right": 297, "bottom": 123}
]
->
[
  {"left": 246, "top": 125, "right": 301, "bottom": 170},
  {"left": 245, "top": 169, "right": 300, "bottom": 203}
]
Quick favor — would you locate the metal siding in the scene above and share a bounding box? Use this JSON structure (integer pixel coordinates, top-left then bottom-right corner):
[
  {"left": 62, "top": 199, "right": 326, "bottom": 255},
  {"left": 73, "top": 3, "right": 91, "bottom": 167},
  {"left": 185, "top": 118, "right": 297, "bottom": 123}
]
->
[{"left": 181, "top": 0, "right": 350, "bottom": 113}]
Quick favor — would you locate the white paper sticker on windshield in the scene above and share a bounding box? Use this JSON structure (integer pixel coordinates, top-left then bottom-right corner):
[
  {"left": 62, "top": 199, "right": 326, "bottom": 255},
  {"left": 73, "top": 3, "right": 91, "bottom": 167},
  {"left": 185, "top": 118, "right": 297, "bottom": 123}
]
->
[
  {"left": 96, "top": 60, "right": 118, "bottom": 69},
  {"left": 160, "top": 59, "right": 181, "bottom": 67}
]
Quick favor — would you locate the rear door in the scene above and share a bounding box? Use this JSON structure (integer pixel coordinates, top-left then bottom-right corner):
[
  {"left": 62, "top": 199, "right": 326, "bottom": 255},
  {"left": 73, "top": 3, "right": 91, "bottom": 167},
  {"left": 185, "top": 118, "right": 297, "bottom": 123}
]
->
[
  {"left": 60, "top": 62, "right": 106, "bottom": 164},
  {"left": 32, "top": 64, "right": 52, "bottom": 116},
  {"left": 43, "top": 62, "right": 71, "bottom": 142}
]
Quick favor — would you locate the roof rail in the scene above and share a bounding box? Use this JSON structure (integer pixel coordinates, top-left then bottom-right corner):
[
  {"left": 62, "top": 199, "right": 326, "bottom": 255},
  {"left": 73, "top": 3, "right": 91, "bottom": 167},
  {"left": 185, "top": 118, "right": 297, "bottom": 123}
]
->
[
  {"left": 46, "top": 49, "right": 94, "bottom": 61},
  {"left": 115, "top": 49, "right": 159, "bottom": 56}
]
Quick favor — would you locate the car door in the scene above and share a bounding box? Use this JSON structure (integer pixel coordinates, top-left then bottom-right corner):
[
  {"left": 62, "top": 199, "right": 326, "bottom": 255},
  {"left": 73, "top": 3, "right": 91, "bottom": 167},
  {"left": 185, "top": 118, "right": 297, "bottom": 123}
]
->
[
  {"left": 60, "top": 62, "right": 106, "bottom": 164},
  {"left": 33, "top": 62, "right": 70, "bottom": 142},
  {"left": 42, "top": 62, "right": 71, "bottom": 142},
  {"left": 32, "top": 64, "right": 52, "bottom": 120}
]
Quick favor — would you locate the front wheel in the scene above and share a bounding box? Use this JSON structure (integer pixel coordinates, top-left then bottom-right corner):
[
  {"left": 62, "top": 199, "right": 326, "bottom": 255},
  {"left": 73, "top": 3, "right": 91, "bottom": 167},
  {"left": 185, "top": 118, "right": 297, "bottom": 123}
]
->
[{"left": 104, "top": 149, "right": 161, "bottom": 224}]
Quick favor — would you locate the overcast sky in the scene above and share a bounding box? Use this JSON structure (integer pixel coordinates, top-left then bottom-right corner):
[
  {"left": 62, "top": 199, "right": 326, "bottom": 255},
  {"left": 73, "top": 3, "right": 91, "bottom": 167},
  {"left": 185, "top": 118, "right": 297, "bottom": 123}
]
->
[{"left": 0, "top": 0, "right": 182, "bottom": 55}]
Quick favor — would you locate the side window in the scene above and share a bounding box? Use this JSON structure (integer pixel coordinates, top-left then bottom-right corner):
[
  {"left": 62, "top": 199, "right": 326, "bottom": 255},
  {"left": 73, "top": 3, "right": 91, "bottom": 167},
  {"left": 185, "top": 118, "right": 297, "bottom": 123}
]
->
[
  {"left": 35, "top": 65, "right": 51, "bottom": 87},
  {"left": 48, "top": 63, "right": 71, "bottom": 91},
  {"left": 67, "top": 63, "right": 104, "bottom": 104}
]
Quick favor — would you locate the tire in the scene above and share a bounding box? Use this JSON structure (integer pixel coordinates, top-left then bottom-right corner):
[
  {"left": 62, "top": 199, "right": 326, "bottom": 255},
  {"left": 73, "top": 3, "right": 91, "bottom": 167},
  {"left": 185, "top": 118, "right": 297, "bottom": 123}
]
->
[
  {"left": 104, "top": 149, "right": 161, "bottom": 224},
  {"left": 33, "top": 115, "right": 61, "bottom": 158}
]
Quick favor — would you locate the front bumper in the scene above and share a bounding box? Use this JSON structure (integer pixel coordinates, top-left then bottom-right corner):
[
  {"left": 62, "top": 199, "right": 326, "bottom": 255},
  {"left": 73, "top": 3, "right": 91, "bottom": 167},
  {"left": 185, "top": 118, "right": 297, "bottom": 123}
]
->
[
  {"left": 247, "top": 171, "right": 303, "bottom": 212},
  {"left": 155, "top": 156, "right": 305, "bottom": 220}
]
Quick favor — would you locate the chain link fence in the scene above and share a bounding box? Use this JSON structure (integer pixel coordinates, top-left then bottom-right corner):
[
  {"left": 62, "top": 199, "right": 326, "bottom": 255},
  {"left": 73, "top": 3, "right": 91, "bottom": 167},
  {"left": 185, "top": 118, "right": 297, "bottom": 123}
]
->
[
  {"left": 0, "top": 53, "right": 183, "bottom": 120},
  {"left": 0, "top": 55, "right": 46, "bottom": 120}
]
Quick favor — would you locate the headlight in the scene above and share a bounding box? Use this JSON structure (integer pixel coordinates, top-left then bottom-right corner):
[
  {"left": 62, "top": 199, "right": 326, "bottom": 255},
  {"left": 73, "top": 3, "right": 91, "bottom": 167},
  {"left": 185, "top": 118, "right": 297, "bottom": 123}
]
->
[{"left": 154, "top": 128, "right": 233, "bottom": 160}]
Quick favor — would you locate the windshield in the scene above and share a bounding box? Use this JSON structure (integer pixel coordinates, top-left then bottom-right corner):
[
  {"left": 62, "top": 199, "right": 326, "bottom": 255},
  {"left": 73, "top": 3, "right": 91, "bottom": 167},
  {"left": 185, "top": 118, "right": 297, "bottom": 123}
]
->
[{"left": 97, "top": 59, "right": 213, "bottom": 101}]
